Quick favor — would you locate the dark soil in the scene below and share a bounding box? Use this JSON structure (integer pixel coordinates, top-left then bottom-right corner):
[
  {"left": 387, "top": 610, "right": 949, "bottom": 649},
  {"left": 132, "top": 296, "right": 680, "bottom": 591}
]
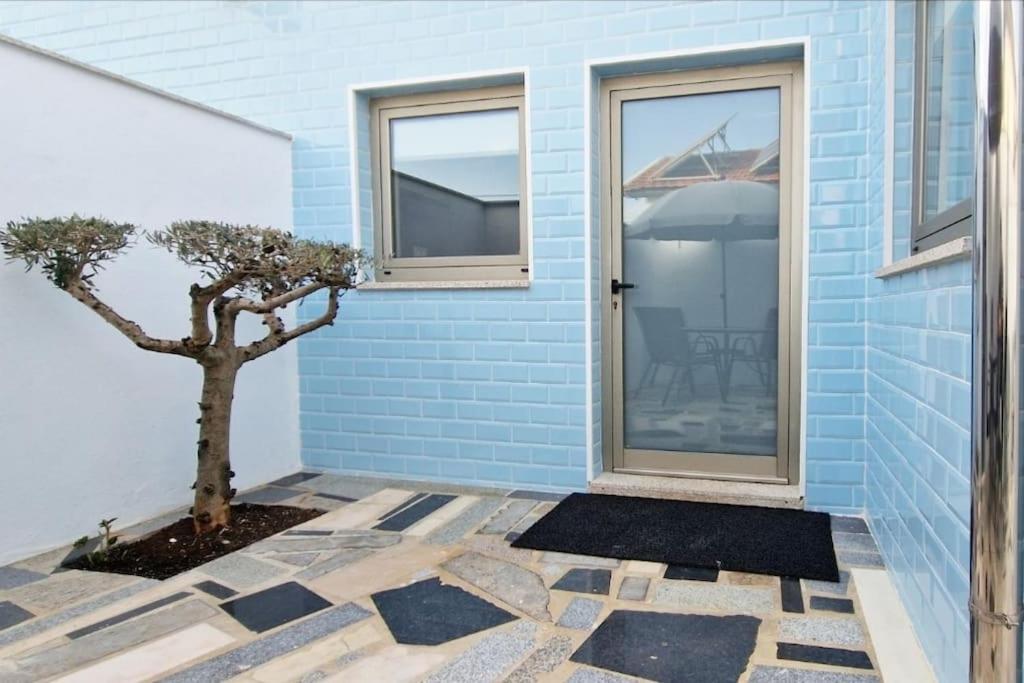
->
[{"left": 65, "top": 504, "right": 324, "bottom": 580}]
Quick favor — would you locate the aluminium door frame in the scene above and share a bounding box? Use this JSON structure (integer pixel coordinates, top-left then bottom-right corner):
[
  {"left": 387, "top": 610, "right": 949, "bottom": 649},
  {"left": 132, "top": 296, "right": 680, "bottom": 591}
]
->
[{"left": 599, "top": 62, "right": 805, "bottom": 485}]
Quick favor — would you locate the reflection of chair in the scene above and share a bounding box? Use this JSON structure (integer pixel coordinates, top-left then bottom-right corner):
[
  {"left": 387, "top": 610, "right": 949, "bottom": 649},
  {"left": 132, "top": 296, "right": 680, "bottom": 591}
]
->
[
  {"left": 633, "top": 307, "right": 721, "bottom": 405},
  {"left": 727, "top": 307, "right": 778, "bottom": 396}
]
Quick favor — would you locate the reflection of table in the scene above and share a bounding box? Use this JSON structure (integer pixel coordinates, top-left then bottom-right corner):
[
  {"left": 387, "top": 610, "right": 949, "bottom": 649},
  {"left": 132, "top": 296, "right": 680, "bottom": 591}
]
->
[{"left": 689, "top": 327, "right": 772, "bottom": 401}]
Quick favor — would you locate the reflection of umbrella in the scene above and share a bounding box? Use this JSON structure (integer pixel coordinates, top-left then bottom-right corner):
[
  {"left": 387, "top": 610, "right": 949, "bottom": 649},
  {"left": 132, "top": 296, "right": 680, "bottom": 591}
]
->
[{"left": 625, "top": 180, "right": 778, "bottom": 329}]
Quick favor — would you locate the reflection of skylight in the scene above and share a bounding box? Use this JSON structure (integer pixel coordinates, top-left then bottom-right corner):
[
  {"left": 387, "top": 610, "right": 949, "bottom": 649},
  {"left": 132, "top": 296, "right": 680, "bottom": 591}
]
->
[
  {"left": 394, "top": 153, "right": 519, "bottom": 201},
  {"left": 391, "top": 109, "right": 518, "bottom": 159}
]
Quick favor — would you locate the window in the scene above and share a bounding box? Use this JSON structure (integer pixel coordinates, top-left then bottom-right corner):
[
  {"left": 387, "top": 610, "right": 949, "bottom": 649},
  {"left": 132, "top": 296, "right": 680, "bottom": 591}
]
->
[
  {"left": 912, "top": 0, "right": 975, "bottom": 252},
  {"left": 370, "top": 85, "right": 528, "bottom": 282}
]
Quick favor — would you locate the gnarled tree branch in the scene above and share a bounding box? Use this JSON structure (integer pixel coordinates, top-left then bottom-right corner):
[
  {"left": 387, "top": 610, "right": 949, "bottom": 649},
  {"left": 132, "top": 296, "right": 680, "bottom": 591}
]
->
[
  {"left": 227, "top": 281, "right": 324, "bottom": 315},
  {"left": 237, "top": 286, "right": 341, "bottom": 364},
  {"left": 66, "top": 281, "right": 194, "bottom": 358}
]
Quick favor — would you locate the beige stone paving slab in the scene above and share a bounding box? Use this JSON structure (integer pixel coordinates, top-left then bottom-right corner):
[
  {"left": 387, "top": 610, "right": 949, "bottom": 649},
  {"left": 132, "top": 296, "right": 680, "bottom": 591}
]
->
[
  {"left": 406, "top": 496, "right": 478, "bottom": 537},
  {"left": 724, "top": 571, "right": 777, "bottom": 586},
  {"left": 1, "top": 599, "right": 217, "bottom": 681},
  {"left": 247, "top": 623, "right": 381, "bottom": 683},
  {"left": 51, "top": 622, "right": 234, "bottom": 683},
  {"left": 299, "top": 489, "right": 414, "bottom": 530},
  {"left": 4, "top": 570, "right": 135, "bottom": 612},
  {"left": 309, "top": 540, "right": 455, "bottom": 603},
  {"left": 623, "top": 560, "right": 664, "bottom": 576},
  {"left": 324, "top": 645, "right": 450, "bottom": 682},
  {"left": 442, "top": 551, "right": 551, "bottom": 621}
]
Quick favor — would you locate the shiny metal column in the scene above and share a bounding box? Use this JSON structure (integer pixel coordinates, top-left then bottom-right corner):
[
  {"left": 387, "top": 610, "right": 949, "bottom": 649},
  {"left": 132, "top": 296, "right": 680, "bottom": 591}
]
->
[{"left": 970, "top": 1, "right": 1024, "bottom": 681}]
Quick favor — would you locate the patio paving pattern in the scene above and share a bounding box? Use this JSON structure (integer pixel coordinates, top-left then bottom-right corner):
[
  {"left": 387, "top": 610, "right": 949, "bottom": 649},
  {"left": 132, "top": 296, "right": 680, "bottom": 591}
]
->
[{"left": 0, "top": 474, "right": 883, "bottom": 681}]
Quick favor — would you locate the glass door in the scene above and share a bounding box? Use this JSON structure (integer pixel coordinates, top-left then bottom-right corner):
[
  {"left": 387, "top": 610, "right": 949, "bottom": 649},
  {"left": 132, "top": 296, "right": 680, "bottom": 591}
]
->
[{"left": 603, "top": 64, "right": 803, "bottom": 483}]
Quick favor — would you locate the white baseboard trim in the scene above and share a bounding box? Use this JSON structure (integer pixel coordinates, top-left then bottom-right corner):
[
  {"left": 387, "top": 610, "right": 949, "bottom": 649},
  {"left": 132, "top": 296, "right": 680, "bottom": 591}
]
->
[{"left": 852, "top": 567, "right": 937, "bottom": 683}]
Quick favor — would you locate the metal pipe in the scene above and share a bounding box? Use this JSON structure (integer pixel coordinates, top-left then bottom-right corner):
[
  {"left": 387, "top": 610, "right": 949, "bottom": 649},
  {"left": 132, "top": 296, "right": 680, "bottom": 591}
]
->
[{"left": 970, "top": 1, "right": 1024, "bottom": 681}]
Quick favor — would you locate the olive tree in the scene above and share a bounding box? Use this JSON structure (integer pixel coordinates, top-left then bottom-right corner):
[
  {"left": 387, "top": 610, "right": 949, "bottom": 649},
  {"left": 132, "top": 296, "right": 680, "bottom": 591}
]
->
[{"left": 1, "top": 216, "right": 361, "bottom": 533}]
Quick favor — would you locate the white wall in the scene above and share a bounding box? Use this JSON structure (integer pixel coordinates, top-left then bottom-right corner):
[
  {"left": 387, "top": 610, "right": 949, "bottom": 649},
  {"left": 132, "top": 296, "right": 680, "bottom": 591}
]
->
[{"left": 0, "top": 39, "right": 299, "bottom": 565}]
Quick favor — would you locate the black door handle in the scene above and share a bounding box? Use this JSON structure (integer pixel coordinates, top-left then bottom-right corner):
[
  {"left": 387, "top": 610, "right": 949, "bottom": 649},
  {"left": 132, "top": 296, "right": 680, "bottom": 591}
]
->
[{"left": 611, "top": 279, "right": 636, "bottom": 294}]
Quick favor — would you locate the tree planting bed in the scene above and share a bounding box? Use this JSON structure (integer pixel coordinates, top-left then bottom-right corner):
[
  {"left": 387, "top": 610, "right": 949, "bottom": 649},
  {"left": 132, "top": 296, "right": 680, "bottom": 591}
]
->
[{"left": 65, "top": 504, "right": 323, "bottom": 580}]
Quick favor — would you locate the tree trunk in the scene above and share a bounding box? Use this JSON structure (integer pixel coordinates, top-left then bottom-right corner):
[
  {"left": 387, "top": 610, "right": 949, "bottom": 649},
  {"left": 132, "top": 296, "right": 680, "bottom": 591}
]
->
[{"left": 193, "top": 360, "right": 238, "bottom": 533}]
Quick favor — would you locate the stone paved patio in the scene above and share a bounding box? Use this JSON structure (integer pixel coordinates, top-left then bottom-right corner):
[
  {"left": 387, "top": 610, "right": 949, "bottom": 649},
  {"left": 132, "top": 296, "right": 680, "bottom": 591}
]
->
[{"left": 0, "top": 474, "right": 885, "bottom": 682}]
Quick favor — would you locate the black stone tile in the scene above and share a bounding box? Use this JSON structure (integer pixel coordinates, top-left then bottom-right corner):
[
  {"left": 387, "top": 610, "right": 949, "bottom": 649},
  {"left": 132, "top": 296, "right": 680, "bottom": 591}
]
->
[
  {"left": 194, "top": 580, "right": 238, "bottom": 600},
  {"left": 777, "top": 642, "right": 873, "bottom": 670},
  {"left": 552, "top": 568, "right": 612, "bottom": 595},
  {"left": 374, "top": 494, "right": 456, "bottom": 532},
  {"left": 572, "top": 609, "right": 761, "bottom": 682},
  {"left": 59, "top": 536, "right": 102, "bottom": 568},
  {"left": 505, "top": 531, "right": 522, "bottom": 543},
  {"left": 371, "top": 577, "right": 517, "bottom": 645},
  {"left": 508, "top": 489, "right": 567, "bottom": 502},
  {"left": 221, "top": 582, "right": 332, "bottom": 633},
  {"left": 378, "top": 492, "right": 429, "bottom": 521},
  {"left": 269, "top": 472, "right": 320, "bottom": 488},
  {"left": 780, "top": 577, "right": 804, "bottom": 613},
  {"left": 282, "top": 529, "right": 332, "bottom": 537},
  {"left": 809, "top": 596, "right": 856, "bottom": 614},
  {"left": 831, "top": 516, "right": 870, "bottom": 534},
  {"left": 0, "top": 601, "right": 34, "bottom": 632},
  {"left": 663, "top": 565, "right": 720, "bottom": 582},
  {"left": 235, "top": 486, "right": 303, "bottom": 505},
  {"left": 67, "top": 592, "right": 191, "bottom": 639},
  {"left": 312, "top": 492, "right": 358, "bottom": 503}
]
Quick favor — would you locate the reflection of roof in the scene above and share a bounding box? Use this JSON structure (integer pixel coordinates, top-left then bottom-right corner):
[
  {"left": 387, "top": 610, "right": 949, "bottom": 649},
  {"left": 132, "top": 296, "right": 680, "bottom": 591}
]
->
[
  {"left": 624, "top": 117, "right": 779, "bottom": 198},
  {"left": 394, "top": 152, "right": 518, "bottom": 201}
]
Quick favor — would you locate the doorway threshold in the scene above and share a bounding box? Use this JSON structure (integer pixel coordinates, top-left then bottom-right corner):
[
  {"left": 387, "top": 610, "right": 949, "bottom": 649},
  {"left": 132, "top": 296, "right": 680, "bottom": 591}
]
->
[{"left": 590, "top": 472, "right": 803, "bottom": 510}]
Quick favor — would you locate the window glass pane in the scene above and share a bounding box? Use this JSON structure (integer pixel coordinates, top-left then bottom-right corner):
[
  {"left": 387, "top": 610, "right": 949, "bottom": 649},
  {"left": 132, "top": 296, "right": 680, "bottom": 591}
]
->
[
  {"left": 922, "top": 0, "right": 974, "bottom": 219},
  {"left": 390, "top": 108, "right": 520, "bottom": 259}
]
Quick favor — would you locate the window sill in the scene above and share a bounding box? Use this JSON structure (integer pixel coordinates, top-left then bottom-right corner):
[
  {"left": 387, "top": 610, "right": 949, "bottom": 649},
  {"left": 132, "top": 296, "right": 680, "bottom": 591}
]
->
[
  {"left": 357, "top": 279, "right": 530, "bottom": 291},
  {"left": 874, "top": 236, "right": 971, "bottom": 278}
]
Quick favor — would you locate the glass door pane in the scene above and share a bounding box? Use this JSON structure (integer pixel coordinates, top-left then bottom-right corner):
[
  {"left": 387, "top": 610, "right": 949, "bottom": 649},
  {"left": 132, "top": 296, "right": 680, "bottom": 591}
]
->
[{"left": 620, "top": 87, "right": 781, "bottom": 463}]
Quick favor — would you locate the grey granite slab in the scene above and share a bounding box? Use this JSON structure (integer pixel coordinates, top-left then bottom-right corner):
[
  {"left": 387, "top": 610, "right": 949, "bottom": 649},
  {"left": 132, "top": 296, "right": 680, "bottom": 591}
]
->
[
  {"left": 836, "top": 550, "right": 885, "bottom": 568},
  {"left": 479, "top": 500, "right": 537, "bottom": 535},
  {"left": 5, "top": 570, "right": 136, "bottom": 612},
  {"left": 235, "top": 485, "right": 304, "bottom": 505},
  {"left": 804, "top": 570, "right": 850, "bottom": 596},
  {"left": 272, "top": 552, "right": 322, "bottom": 567},
  {"left": 199, "top": 553, "right": 287, "bottom": 589},
  {"left": 423, "top": 621, "right": 538, "bottom": 683},
  {"left": 539, "top": 552, "right": 619, "bottom": 569},
  {"left": 557, "top": 597, "right": 603, "bottom": 629},
  {"left": 304, "top": 475, "right": 387, "bottom": 500},
  {"left": 193, "top": 580, "right": 237, "bottom": 600},
  {"left": 0, "top": 579, "right": 157, "bottom": 648},
  {"left": 832, "top": 532, "right": 879, "bottom": 553},
  {"left": 59, "top": 537, "right": 102, "bottom": 568},
  {"left": 443, "top": 551, "right": 551, "bottom": 621},
  {"left": 0, "top": 566, "right": 48, "bottom": 590},
  {"left": 508, "top": 503, "right": 555, "bottom": 539},
  {"left": 269, "top": 471, "right": 320, "bottom": 488},
  {"left": 830, "top": 516, "right": 870, "bottom": 534},
  {"left": 66, "top": 591, "right": 191, "bottom": 639},
  {"left": 653, "top": 582, "right": 775, "bottom": 614},
  {"left": 566, "top": 668, "right": 636, "bottom": 683},
  {"left": 296, "top": 548, "right": 372, "bottom": 581},
  {"left": 282, "top": 529, "right": 332, "bottom": 537},
  {"left": 253, "top": 531, "right": 399, "bottom": 553},
  {"left": 779, "top": 616, "right": 866, "bottom": 647},
  {"left": 425, "top": 497, "right": 506, "bottom": 545},
  {"left": 160, "top": 602, "right": 373, "bottom": 683},
  {"left": 0, "top": 601, "right": 34, "bottom": 631},
  {"left": 748, "top": 665, "right": 879, "bottom": 682},
  {"left": 508, "top": 490, "right": 568, "bottom": 502},
  {"left": 616, "top": 576, "right": 649, "bottom": 601},
  {"left": 4, "top": 599, "right": 216, "bottom": 681},
  {"left": 505, "top": 635, "right": 573, "bottom": 683}
]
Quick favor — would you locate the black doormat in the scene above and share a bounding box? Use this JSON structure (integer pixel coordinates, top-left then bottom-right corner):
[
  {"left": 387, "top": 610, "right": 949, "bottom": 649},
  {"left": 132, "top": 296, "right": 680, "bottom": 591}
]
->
[{"left": 510, "top": 493, "right": 839, "bottom": 582}]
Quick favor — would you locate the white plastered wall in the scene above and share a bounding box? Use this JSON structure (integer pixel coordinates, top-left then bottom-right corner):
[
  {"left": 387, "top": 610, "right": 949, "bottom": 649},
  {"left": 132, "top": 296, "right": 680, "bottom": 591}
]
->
[{"left": 0, "top": 38, "right": 299, "bottom": 565}]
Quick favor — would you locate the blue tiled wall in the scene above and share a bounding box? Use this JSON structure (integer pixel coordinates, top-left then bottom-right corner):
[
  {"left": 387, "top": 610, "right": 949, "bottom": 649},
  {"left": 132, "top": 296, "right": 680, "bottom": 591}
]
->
[
  {"left": 0, "top": 0, "right": 874, "bottom": 506},
  {"left": 864, "top": 3, "right": 972, "bottom": 681}
]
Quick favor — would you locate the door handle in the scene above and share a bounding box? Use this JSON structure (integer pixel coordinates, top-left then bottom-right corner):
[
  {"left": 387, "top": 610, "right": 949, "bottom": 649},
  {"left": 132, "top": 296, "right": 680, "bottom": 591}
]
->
[{"left": 611, "top": 279, "right": 636, "bottom": 294}]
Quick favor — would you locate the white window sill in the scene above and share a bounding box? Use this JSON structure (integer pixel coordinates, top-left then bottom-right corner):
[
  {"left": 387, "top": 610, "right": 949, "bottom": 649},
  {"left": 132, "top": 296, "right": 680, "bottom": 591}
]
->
[
  {"left": 874, "top": 236, "right": 972, "bottom": 278},
  {"left": 357, "top": 279, "right": 530, "bottom": 291}
]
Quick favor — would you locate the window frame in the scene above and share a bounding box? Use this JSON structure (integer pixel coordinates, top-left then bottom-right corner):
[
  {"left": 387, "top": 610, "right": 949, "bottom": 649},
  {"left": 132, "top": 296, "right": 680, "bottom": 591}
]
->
[
  {"left": 911, "top": 0, "right": 974, "bottom": 253},
  {"left": 369, "top": 85, "right": 529, "bottom": 282}
]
